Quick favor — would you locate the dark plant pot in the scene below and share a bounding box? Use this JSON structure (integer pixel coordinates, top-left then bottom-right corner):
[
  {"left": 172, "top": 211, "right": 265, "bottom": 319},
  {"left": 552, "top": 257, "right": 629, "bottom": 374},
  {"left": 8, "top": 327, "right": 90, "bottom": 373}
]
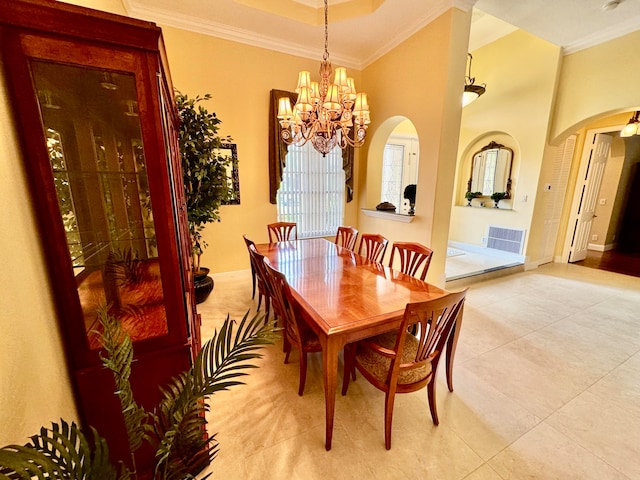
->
[{"left": 194, "top": 267, "right": 214, "bottom": 304}]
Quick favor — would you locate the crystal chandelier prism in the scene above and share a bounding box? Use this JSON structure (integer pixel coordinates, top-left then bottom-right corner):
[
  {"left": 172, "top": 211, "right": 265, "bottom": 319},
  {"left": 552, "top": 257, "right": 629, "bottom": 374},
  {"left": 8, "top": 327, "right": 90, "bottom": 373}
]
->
[{"left": 277, "top": 0, "right": 371, "bottom": 156}]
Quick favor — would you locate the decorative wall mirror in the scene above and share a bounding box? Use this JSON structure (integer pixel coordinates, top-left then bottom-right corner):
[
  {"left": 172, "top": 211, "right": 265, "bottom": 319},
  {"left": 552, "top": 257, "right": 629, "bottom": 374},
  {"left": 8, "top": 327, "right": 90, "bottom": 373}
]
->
[{"left": 467, "top": 141, "right": 513, "bottom": 197}]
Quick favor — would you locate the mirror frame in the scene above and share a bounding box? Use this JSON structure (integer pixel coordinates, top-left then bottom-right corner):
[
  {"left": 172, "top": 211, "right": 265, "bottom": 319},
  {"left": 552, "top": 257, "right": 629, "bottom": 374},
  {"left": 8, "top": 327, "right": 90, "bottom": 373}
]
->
[{"left": 467, "top": 140, "right": 513, "bottom": 198}]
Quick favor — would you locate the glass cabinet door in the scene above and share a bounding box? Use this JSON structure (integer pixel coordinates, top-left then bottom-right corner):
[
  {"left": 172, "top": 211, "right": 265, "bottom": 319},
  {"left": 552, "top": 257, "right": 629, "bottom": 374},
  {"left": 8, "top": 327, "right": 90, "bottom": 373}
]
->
[{"left": 32, "top": 61, "right": 169, "bottom": 348}]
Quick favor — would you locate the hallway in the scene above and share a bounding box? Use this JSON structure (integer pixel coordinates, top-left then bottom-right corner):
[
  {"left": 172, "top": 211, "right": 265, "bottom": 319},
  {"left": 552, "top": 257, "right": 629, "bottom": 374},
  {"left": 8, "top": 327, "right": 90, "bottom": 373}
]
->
[{"left": 574, "top": 249, "right": 640, "bottom": 278}]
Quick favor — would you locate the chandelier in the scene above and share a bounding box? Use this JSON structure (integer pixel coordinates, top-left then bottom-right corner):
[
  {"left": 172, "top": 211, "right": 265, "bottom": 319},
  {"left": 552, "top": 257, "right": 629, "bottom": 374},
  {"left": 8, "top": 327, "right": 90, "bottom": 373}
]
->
[
  {"left": 463, "top": 53, "right": 486, "bottom": 107},
  {"left": 277, "top": 0, "right": 370, "bottom": 156}
]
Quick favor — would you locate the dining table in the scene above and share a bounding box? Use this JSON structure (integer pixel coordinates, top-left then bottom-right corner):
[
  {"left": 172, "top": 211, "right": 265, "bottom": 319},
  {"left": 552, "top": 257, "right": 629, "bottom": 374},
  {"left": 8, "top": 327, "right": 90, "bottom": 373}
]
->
[{"left": 256, "top": 238, "right": 456, "bottom": 450}]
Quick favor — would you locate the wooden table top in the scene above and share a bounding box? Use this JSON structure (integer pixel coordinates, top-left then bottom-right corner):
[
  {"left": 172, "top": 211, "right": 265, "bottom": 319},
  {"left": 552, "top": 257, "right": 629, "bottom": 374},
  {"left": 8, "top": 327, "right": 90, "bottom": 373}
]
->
[{"left": 256, "top": 238, "right": 447, "bottom": 338}]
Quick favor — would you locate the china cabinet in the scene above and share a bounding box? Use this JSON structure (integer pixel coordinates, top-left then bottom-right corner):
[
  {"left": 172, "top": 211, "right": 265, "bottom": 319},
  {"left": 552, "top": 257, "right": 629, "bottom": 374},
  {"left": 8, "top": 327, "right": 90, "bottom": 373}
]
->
[{"left": 0, "top": 0, "right": 199, "bottom": 471}]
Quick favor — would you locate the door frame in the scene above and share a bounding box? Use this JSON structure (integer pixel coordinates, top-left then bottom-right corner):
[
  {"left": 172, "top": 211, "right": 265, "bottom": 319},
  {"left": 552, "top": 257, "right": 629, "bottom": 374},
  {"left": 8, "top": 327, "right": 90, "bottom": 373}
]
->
[{"left": 560, "top": 125, "right": 624, "bottom": 263}]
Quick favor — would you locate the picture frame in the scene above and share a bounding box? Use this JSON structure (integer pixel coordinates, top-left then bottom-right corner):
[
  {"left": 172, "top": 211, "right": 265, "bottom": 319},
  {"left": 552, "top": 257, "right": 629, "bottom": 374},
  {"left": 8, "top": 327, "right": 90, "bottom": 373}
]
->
[{"left": 218, "top": 142, "right": 240, "bottom": 205}]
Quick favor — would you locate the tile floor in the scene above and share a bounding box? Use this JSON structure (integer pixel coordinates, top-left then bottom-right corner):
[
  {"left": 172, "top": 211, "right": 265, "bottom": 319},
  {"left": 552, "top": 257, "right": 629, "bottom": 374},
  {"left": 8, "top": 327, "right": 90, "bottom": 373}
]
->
[{"left": 197, "top": 263, "right": 640, "bottom": 479}]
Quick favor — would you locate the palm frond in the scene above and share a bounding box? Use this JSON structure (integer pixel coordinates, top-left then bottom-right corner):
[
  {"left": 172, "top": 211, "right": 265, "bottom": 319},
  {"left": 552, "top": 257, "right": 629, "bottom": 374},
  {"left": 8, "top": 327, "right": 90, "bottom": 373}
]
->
[
  {"left": 0, "top": 420, "right": 119, "bottom": 479},
  {"left": 97, "top": 308, "right": 151, "bottom": 453},
  {"left": 152, "top": 311, "right": 275, "bottom": 479}
]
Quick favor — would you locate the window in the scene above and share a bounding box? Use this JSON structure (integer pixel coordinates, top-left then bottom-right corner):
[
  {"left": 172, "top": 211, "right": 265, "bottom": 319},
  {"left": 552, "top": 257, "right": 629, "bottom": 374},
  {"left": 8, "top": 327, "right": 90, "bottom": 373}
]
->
[{"left": 276, "top": 142, "right": 345, "bottom": 238}]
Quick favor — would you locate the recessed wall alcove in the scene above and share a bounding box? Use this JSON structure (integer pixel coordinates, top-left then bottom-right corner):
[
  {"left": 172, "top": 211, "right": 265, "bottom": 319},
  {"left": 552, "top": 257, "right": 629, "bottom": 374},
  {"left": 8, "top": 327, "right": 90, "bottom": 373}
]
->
[{"left": 364, "top": 116, "right": 419, "bottom": 220}]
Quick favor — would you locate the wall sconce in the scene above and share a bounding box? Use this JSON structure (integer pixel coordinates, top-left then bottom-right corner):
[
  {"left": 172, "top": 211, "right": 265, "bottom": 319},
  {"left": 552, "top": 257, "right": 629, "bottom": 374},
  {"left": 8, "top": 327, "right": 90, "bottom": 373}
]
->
[
  {"left": 620, "top": 111, "right": 640, "bottom": 137},
  {"left": 463, "top": 53, "right": 486, "bottom": 107}
]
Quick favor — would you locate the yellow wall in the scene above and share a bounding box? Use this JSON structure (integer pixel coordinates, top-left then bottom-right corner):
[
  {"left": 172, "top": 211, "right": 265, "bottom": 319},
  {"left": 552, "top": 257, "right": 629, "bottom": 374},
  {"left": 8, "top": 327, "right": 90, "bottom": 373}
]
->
[
  {"left": 550, "top": 30, "right": 640, "bottom": 143},
  {"left": 452, "top": 30, "right": 561, "bottom": 264},
  {"left": 357, "top": 8, "right": 471, "bottom": 285},
  {"left": 0, "top": 50, "right": 79, "bottom": 446}
]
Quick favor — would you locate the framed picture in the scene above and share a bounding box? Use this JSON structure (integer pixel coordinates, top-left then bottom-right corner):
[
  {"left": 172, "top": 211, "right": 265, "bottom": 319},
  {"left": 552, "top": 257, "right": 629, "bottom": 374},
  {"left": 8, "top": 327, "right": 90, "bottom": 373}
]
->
[{"left": 217, "top": 143, "right": 240, "bottom": 205}]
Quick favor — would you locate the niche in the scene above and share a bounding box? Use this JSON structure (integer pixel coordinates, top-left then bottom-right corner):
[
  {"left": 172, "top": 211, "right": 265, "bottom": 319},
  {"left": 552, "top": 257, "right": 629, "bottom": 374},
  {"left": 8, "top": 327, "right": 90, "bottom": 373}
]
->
[{"left": 380, "top": 120, "right": 419, "bottom": 214}]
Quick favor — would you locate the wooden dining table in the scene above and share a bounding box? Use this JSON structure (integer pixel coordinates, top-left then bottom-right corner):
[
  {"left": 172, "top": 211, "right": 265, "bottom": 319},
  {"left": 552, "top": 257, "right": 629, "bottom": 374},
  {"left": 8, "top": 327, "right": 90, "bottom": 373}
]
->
[{"left": 256, "top": 238, "right": 454, "bottom": 450}]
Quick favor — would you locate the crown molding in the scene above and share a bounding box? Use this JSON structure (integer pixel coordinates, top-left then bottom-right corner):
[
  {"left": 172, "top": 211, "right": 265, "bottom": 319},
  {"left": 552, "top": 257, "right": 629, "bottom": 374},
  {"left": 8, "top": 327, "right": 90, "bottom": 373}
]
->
[
  {"left": 124, "top": 0, "right": 477, "bottom": 70},
  {"left": 123, "top": 0, "right": 363, "bottom": 68},
  {"left": 562, "top": 16, "right": 640, "bottom": 55}
]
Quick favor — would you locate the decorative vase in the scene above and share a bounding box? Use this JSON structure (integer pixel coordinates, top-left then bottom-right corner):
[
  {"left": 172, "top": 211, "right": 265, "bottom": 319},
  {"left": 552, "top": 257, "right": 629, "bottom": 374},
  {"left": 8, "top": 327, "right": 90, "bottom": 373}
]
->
[
  {"left": 194, "top": 267, "right": 214, "bottom": 304},
  {"left": 493, "top": 200, "right": 500, "bottom": 208}
]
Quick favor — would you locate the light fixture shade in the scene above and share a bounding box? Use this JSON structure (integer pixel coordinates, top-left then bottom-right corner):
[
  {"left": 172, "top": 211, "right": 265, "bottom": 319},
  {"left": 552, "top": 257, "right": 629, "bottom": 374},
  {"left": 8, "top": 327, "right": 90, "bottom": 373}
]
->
[
  {"left": 277, "top": 97, "right": 293, "bottom": 120},
  {"left": 334, "top": 67, "right": 349, "bottom": 90},
  {"left": 620, "top": 111, "right": 640, "bottom": 137},
  {"left": 463, "top": 53, "right": 486, "bottom": 107},
  {"left": 620, "top": 122, "right": 638, "bottom": 137},
  {"left": 353, "top": 92, "right": 369, "bottom": 113},
  {"left": 295, "top": 86, "right": 314, "bottom": 113},
  {"left": 296, "top": 71, "right": 311, "bottom": 93},
  {"left": 310, "top": 81, "right": 320, "bottom": 104},
  {"left": 323, "top": 84, "right": 341, "bottom": 112},
  {"left": 463, "top": 84, "right": 486, "bottom": 107},
  {"left": 345, "top": 77, "right": 357, "bottom": 101}
]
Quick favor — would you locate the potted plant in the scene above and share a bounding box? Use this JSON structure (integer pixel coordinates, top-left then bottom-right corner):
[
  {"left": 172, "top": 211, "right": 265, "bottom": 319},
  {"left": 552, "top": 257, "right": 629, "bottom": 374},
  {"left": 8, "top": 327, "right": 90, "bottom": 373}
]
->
[
  {"left": 465, "top": 191, "right": 482, "bottom": 206},
  {"left": 0, "top": 310, "right": 275, "bottom": 479},
  {"left": 176, "top": 91, "right": 234, "bottom": 303},
  {"left": 490, "top": 191, "right": 507, "bottom": 208}
]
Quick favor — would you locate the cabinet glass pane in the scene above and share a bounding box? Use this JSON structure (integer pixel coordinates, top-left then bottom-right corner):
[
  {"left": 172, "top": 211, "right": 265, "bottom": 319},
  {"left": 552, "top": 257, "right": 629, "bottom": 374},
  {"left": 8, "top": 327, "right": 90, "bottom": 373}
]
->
[{"left": 32, "top": 61, "right": 169, "bottom": 348}]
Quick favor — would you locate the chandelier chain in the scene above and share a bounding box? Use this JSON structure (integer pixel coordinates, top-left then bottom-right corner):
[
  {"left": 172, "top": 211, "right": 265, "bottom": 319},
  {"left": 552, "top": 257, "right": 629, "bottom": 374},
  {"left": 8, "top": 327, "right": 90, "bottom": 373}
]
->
[{"left": 323, "top": 0, "right": 329, "bottom": 61}]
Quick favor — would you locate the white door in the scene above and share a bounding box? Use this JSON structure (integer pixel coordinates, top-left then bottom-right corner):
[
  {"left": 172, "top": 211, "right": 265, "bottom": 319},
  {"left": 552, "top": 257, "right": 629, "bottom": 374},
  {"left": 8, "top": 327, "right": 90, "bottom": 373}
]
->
[{"left": 568, "top": 133, "right": 611, "bottom": 262}]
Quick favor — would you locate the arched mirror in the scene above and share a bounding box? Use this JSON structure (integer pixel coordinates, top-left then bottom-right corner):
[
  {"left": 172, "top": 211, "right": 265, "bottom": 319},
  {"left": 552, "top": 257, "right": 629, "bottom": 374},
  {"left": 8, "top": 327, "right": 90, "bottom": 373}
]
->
[
  {"left": 467, "top": 141, "right": 513, "bottom": 198},
  {"left": 380, "top": 119, "right": 419, "bottom": 214}
]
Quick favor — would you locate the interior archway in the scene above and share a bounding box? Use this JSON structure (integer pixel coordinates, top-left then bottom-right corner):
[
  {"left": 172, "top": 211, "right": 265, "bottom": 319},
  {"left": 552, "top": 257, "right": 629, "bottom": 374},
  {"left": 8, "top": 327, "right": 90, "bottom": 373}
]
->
[{"left": 365, "top": 116, "right": 419, "bottom": 213}]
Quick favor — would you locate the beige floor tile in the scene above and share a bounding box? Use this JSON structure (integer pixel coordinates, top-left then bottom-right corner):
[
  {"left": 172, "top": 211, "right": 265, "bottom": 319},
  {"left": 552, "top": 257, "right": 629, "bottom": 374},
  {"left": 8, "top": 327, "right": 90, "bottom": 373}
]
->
[
  {"left": 547, "top": 389, "right": 640, "bottom": 478},
  {"left": 439, "top": 366, "right": 542, "bottom": 460},
  {"left": 489, "top": 422, "right": 630, "bottom": 480}
]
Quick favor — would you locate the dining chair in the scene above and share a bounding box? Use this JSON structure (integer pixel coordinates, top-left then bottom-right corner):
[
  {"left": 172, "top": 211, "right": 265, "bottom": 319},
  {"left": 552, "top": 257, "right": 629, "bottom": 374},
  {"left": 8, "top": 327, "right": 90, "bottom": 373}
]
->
[
  {"left": 242, "top": 234, "right": 257, "bottom": 299},
  {"left": 341, "top": 288, "right": 468, "bottom": 449},
  {"left": 388, "top": 242, "right": 433, "bottom": 281},
  {"left": 334, "top": 226, "right": 359, "bottom": 251},
  {"left": 263, "top": 257, "right": 321, "bottom": 396},
  {"left": 267, "top": 222, "right": 298, "bottom": 243},
  {"left": 357, "top": 233, "right": 389, "bottom": 263},
  {"left": 247, "top": 244, "right": 271, "bottom": 323}
]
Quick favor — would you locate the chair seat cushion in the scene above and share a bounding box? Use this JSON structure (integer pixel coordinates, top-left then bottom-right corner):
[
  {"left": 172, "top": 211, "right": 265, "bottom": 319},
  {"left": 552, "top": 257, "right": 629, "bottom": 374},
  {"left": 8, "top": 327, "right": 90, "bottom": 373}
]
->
[{"left": 356, "top": 331, "right": 432, "bottom": 385}]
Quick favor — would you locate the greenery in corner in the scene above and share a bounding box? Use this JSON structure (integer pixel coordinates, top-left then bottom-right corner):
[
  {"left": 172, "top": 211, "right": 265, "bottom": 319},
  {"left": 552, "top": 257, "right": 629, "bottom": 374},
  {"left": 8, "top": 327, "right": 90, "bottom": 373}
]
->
[
  {"left": 176, "top": 91, "right": 234, "bottom": 272},
  {"left": 465, "top": 191, "right": 483, "bottom": 201},
  {"left": 490, "top": 191, "right": 507, "bottom": 202},
  {"left": 0, "top": 310, "right": 275, "bottom": 479}
]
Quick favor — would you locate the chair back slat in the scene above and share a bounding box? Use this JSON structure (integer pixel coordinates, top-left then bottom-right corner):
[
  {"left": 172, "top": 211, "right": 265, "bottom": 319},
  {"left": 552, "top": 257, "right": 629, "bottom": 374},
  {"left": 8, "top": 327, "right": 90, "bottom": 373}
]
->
[
  {"left": 335, "top": 226, "right": 358, "bottom": 251},
  {"left": 267, "top": 222, "right": 298, "bottom": 243},
  {"left": 358, "top": 233, "right": 389, "bottom": 263},
  {"left": 263, "top": 258, "right": 303, "bottom": 344},
  {"left": 394, "top": 289, "right": 467, "bottom": 379},
  {"left": 388, "top": 242, "right": 433, "bottom": 281}
]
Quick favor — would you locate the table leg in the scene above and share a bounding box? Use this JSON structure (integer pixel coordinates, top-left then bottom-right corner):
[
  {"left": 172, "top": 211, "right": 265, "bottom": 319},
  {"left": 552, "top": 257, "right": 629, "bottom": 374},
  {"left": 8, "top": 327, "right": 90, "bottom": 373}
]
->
[{"left": 322, "top": 337, "right": 340, "bottom": 450}]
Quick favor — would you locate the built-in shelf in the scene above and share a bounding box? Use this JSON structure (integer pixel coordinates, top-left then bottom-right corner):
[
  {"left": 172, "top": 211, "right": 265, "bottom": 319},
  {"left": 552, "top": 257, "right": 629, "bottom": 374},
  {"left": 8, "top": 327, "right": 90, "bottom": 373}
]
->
[{"left": 361, "top": 208, "right": 415, "bottom": 223}]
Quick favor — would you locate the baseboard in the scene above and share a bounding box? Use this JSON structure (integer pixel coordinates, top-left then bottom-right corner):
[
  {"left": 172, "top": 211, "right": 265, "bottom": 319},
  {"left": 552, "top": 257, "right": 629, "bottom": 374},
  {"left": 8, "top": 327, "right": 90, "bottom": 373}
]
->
[{"left": 587, "top": 243, "right": 617, "bottom": 252}]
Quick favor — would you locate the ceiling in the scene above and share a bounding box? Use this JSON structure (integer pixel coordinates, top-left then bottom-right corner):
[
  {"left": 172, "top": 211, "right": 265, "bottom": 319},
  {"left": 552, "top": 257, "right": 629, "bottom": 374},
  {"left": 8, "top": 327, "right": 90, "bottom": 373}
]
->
[{"left": 123, "top": 0, "right": 640, "bottom": 68}]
